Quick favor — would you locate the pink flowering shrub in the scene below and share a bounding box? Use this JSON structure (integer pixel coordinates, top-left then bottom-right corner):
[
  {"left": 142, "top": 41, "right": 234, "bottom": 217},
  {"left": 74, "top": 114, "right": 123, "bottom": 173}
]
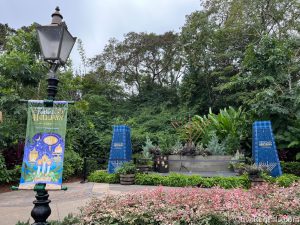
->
[{"left": 81, "top": 182, "right": 300, "bottom": 225}]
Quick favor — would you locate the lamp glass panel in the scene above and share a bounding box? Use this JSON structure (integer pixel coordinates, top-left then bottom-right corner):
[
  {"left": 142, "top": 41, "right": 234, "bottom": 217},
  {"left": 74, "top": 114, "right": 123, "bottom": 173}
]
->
[
  {"left": 59, "top": 28, "right": 76, "bottom": 64},
  {"left": 37, "top": 26, "right": 63, "bottom": 59}
]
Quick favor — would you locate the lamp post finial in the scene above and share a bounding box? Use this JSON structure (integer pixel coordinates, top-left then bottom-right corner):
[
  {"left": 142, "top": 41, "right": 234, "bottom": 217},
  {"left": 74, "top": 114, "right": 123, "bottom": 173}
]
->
[{"left": 51, "top": 6, "right": 63, "bottom": 25}]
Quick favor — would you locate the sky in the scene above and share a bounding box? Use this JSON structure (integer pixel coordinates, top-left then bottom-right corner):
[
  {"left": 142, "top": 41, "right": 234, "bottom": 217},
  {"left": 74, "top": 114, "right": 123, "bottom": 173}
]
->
[{"left": 0, "top": 0, "right": 201, "bottom": 71}]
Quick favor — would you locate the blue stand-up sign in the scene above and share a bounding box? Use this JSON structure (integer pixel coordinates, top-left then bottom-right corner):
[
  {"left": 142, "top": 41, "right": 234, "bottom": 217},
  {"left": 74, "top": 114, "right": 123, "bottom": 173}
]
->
[
  {"left": 252, "top": 121, "right": 282, "bottom": 177},
  {"left": 108, "top": 125, "right": 132, "bottom": 174}
]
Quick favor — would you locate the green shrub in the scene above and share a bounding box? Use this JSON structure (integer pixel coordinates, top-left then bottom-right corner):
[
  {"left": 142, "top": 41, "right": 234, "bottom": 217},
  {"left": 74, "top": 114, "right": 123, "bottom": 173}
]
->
[
  {"left": 281, "top": 161, "right": 300, "bottom": 176},
  {"left": 275, "top": 174, "right": 299, "bottom": 187},
  {"left": 63, "top": 149, "right": 83, "bottom": 180},
  {"left": 115, "top": 161, "right": 137, "bottom": 175},
  {"left": 135, "top": 173, "right": 250, "bottom": 189},
  {"left": 8, "top": 164, "right": 21, "bottom": 182},
  {"left": 88, "top": 170, "right": 119, "bottom": 183},
  {"left": 88, "top": 170, "right": 299, "bottom": 188},
  {"left": 203, "top": 176, "right": 250, "bottom": 189},
  {"left": 0, "top": 152, "right": 11, "bottom": 183},
  {"left": 135, "top": 173, "right": 168, "bottom": 185},
  {"left": 261, "top": 173, "right": 299, "bottom": 187}
]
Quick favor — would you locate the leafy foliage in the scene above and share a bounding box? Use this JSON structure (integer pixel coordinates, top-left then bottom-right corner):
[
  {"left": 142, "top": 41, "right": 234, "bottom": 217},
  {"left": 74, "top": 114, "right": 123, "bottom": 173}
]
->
[
  {"left": 0, "top": 152, "right": 11, "bottom": 183},
  {"left": 281, "top": 161, "right": 300, "bottom": 176},
  {"left": 116, "top": 161, "right": 137, "bottom": 175},
  {"left": 88, "top": 170, "right": 119, "bottom": 183},
  {"left": 63, "top": 148, "right": 83, "bottom": 180}
]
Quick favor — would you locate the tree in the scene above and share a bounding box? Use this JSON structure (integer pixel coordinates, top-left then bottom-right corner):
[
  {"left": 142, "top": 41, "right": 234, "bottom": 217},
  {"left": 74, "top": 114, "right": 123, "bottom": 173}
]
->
[
  {"left": 180, "top": 0, "right": 300, "bottom": 113},
  {"left": 91, "top": 32, "right": 184, "bottom": 93},
  {"left": 0, "top": 23, "right": 15, "bottom": 52}
]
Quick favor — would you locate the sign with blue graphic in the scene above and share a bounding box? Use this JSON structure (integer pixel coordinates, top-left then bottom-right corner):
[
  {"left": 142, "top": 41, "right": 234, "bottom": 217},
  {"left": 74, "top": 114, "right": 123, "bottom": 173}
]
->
[
  {"left": 108, "top": 125, "right": 132, "bottom": 173},
  {"left": 252, "top": 121, "right": 282, "bottom": 177}
]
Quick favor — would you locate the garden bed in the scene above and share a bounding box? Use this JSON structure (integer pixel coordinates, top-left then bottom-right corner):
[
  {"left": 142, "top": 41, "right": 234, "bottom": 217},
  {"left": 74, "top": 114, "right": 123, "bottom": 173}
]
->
[{"left": 80, "top": 182, "right": 300, "bottom": 225}]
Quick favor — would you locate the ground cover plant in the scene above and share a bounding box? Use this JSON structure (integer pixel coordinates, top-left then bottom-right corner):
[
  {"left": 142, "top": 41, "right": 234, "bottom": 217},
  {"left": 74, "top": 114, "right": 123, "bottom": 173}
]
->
[{"left": 80, "top": 182, "right": 300, "bottom": 225}]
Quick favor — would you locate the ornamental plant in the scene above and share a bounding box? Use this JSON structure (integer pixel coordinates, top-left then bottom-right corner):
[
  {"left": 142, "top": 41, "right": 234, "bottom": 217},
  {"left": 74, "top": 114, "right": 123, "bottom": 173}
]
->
[
  {"left": 80, "top": 182, "right": 300, "bottom": 225},
  {"left": 116, "top": 162, "right": 137, "bottom": 175}
]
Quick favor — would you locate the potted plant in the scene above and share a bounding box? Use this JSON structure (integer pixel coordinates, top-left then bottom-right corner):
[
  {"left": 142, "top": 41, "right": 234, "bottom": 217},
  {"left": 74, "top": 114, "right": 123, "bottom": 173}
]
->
[
  {"left": 246, "top": 164, "right": 264, "bottom": 187},
  {"left": 116, "top": 161, "right": 137, "bottom": 185},
  {"left": 154, "top": 146, "right": 172, "bottom": 173},
  {"left": 135, "top": 137, "right": 155, "bottom": 173}
]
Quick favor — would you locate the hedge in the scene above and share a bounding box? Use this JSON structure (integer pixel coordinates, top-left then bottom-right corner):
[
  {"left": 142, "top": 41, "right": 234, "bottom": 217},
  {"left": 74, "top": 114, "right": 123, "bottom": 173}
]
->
[
  {"left": 88, "top": 170, "right": 119, "bottom": 183},
  {"left": 135, "top": 173, "right": 251, "bottom": 189},
  {"left": 88, "top": 170, "right": 300, "bottom": 188},
  {"left": 88, "top": 170, "right": 250, "bottom": 188}
]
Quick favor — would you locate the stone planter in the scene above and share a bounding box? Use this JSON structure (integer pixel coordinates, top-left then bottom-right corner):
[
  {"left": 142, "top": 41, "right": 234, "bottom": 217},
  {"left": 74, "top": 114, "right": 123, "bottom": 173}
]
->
[
  {"left": 154, "top": 155, "right": 169, "bottom": 173},
  {"left": 168, "top": 155, "right": 232, "bottom": 173},
  {"left": 120, "top": 174, "right": 135, "bottom": 185}
]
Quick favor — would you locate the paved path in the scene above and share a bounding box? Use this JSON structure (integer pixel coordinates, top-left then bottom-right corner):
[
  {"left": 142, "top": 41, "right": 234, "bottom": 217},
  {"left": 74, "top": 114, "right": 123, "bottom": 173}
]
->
[{"left": 0, "top": 182, "right": 160, "bottom": 225}]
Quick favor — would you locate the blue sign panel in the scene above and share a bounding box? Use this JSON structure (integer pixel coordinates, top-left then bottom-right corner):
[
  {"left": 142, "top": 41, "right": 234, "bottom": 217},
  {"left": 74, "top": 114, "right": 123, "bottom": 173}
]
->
[
  {"left": 252, "top": 121, "right": 282, "bottom": 177},
  {"left": 108, "top": 125, "right": 132, "bottom": 173}
]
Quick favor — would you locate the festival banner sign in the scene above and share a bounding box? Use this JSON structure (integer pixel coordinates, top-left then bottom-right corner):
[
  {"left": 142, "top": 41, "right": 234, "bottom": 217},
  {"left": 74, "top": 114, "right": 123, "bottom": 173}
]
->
[
  {"left": 19, "top": 100, "right": 68, "bottom": 190},
  {"left": 108, "top": 125, "right": 132, "bottom": 174},
  {"left": 252, "top": 121, "right": 282, "bottom": 177}
]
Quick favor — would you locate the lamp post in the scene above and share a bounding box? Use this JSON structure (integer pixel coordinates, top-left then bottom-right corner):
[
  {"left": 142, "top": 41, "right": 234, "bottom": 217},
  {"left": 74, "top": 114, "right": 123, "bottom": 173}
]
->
[
  {"left": 36, "top": 6, "right": 76, "bottom": 101},
  {"left": 30, "top": 7, "right": 76, "bottom": 225}
]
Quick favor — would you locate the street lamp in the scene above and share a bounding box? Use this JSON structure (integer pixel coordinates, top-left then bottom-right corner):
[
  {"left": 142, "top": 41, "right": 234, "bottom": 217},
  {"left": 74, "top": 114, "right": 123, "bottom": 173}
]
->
[
  {"left": 28, "top": 7, "right": 75, "bottom": 225},
  {"left": 36, "top": 6, "right": 76, "bottom": 100}
]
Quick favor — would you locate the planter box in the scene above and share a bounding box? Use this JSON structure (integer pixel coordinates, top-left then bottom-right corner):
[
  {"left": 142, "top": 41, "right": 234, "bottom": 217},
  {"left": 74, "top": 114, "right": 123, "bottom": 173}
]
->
[
  {"left": 120, "top": 174, "right": 135, "bottom": 185},
  {"left": 168, "top": 155, "right": 232, "bottom": 173}
]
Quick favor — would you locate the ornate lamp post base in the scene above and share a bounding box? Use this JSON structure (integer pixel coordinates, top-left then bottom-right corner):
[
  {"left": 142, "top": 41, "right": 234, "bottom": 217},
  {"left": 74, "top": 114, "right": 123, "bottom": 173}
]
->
[{"left": 31, "top": 184, "right": 51, "bottom": 225}]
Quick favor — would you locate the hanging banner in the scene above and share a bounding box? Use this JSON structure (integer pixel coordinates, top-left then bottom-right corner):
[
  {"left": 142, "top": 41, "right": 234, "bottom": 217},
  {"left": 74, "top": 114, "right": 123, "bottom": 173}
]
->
[
  {"left": 19, "top": 100, "right": 68, "bottom": 190},
  {"left": 108, "top": 125, "right": 132, "bottom": 173}
]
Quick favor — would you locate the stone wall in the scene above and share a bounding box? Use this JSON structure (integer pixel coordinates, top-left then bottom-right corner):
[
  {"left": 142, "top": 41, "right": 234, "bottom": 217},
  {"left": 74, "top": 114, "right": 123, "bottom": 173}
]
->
[{"left": 168, "top": 155, "right": 232, "bottom": 173}]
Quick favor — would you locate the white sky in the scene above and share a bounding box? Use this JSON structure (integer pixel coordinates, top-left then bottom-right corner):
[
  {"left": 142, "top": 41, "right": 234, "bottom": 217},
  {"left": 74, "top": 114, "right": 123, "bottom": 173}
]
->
[{"left": 0, "top": 0, "right": 201, "bottom": 72}]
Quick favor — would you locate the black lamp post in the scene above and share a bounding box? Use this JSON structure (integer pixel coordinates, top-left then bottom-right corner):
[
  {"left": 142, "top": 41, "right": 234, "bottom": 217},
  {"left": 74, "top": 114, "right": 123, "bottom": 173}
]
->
[
  {"left": 29, "top": 7, "right": 76, "bottom": 225},
  {"left": 37, "top": 6, "right": 76, "bottom": 101}
]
